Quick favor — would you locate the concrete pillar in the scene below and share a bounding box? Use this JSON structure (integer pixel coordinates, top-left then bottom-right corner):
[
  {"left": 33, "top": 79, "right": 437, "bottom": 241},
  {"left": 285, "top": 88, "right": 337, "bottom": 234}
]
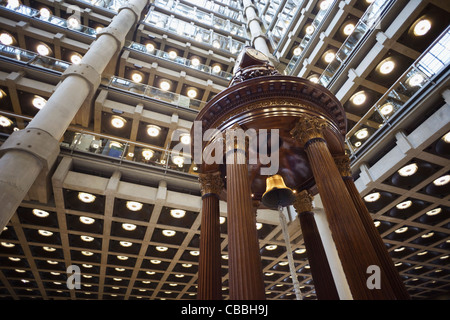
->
[
  {"left": 242, "top": 0, "right": 274, "bottom": 63},
  {"left": 0, "top": 0, "right": 149, "bottom": 231}
]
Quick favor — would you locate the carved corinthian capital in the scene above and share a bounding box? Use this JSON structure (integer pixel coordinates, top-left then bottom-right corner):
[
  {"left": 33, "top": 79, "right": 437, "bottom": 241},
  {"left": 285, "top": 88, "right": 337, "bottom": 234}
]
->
[
  {"left": 290, "top": 114, "right": 328, "bottom": 146},
  {"left": 199, "top": 172, "right": 224, "bottom": 196},
  {"left": 334, "top": 154, "right": 352, "bottom": 177},
  {"left": 293, "top": 190, "right": 314, "bottom": 213}
]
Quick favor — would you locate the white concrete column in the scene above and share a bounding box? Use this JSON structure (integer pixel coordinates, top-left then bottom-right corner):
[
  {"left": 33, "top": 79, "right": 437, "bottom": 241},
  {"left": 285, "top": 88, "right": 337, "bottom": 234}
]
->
[
  {"left": 0, "top": 0, "right": 149, "bottom": 231},
  {"left": 242, "top": 0, "right": 272, "bottom": 60},
  {"left": 312, "top": 196, "right": 353, "bottom": 300}
]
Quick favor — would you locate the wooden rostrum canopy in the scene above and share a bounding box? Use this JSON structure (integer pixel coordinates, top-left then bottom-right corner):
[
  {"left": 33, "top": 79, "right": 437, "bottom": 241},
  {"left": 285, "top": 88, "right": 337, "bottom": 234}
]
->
[{"left": 192, "top": 47, "right": 409, "bottom": 300}]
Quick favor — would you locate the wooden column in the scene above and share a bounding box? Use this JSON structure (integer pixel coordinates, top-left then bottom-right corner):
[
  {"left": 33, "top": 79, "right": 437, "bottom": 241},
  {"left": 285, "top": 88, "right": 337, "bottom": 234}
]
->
[
  {"left": 226, "top": 134, "right": 266, "bottom": 300},
  {"left": 290, "top": 114, "right": 397, "bottom": 299},
  {"left": 334, "top": 155, "right": 410, "bottom": 299},
  {"left": 293, "top": 190, "right": 339, "bottom": 300},
  {"left": 197, "top": 172, "right": 223, "bottom": 300}
]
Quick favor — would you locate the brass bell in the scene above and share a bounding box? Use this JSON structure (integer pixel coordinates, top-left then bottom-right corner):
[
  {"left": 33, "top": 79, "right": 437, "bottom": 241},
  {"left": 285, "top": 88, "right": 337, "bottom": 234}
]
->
[{"left": 261, "top": 174, "right": 295, "bottom": 209}]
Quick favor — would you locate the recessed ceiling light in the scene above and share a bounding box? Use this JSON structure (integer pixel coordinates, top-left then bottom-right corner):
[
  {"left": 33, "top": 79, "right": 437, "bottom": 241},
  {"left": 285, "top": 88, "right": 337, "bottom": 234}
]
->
[
  {"left": 414, "top": 19, "right": 431, "bottom": 36},
  {"left": 222, "top": 254, "right": 228, "bottom": 260},
  {"left": 396, "top": 200, "right": 412, "bottom": 210},
  {"left": 182, "top": 263, "right": 192, "bottom": 268},
  {"left": 394, "top": 247, "right": 405, "bottom": 252},
  {"left": 15, "top": 269, "right": 26, "bottom": 273},
  {"left": 394, "top": 226, "right": 408, "bottom": 234},
  {"left": 79, "top": 216, "right": 95, "bottom": 224},
  {"left": 78, "top": 192, "right": 96, "bottom": 203},
  {"left": 191, "top": 57, "right": 200, "bottom": 66},
  {"left": 111, "top": 115, "right": 126, "bottom": 128},
  {"left": 67, "top": 17, "right": 80, "bottom": 29},
  {"left": 146, "top": 271, "right": 156, "bottom": 275},
  {"left": 417, "top": 250, "right": 428, "bottom": 256},
  {"left": 308, "top": 75, "right": 319, "bottom": 83},
  {"left": 373, "top": 220, "right": 381, "bottom": 227},
  {"left": 117, "top": 255, "right": 128, "bottom": 260},
  {"left": 175, "top": 274, "right": 184, "bottom": 278},
  {"left": 265, "top": 245, "right": 277, "bottom": 250},
  {"left": 47, "top": 260, "right": 58, "bottom": 264},
  {"left": 120, "top": 241, "right": 133, "bottom": 247},
  {"left": 187, "top": 88, "right": 198, "bottom": 99},
  {"left": 323, "top": 51, "right": 335, "bottom": 63},
  {"left": 9, "top": 257, "right": 21, "bottom": 261},
  {"left": 146, "top": 43, "right": 155, "bottom": 52},
  {"left": 142, "top": 149, "right": 154, "bottom": 160},
  {"left": 0, "top": 115, "right": 13, "bottom": 127},
  {"left": 172, "top": 156, "right": 184, "bottom": 166},
  {"left": 364, "top": 192, "right": 380, "bottom": 202},
  {"left": 190, "top": 250, "right": 200, "bottom": 256},
  {"left": 212, "top": 64, "right": 221, "bottom": 73},
  {"left": 168, "top": 50, "right": 177, "bottom": 59},
  {"left": 131, "top": 72, "right": 143, "bottom": 83},
  {"left": 1, "top": 242, "right": 15, "bottom": 248},
  {"left": 398, "top": 163, "right": 418, "bottom": 177},
  {"left": 379, "top": 102, "right": 394, "bottom": 115},
  {"left": 343, "top": 23, "right": 355, "bottom": 35},
  {"left": 180, "top": 133, "right": 191, "bottom": 145},
  {"left": 319, "top": 0, "right": 331, "bottom": 11},
  {"left": 151, "top": 259, "right": 161, "bottom": 264},
  {"left": 378, "top": 60, "right": 395, "bottom": 74},
  {"left": 433, "top": 174, "right": 450, "bottom": 186},
  {"left": 408, "top": 73, "right": 424, "bottom": 87},
  {"left": 293, "top": 47, "right": 302, "bottom": 56},
  {"left": 162, "top": 230, "right": 178, "bottom": 239},
  {"left": 170, "top": 209, "right": 186, "bottom": 218},
  {"left": 351, "top": 91, "right": 367, "bottom": 105},
  {"left": 38, "top": 229, "right": 53, "bottom": 237},
  {"left": 122, "top": 223, "right": 136, "bottom": 231},
  {"left": 32, "top": 209, "right": 49, "bottom": 218},
  {"left": 442, "top": 131, "right": 450, "bottom": 143},
  {"left": 160, "top": 80, "right": 171, "bottom": 91},
  {"left": 115, "top": 267, "right": 125, "bottom": 272},
  {"left": 32, "top": 95, "right": 47, "bottom": 109},
  {"left": 220, "top": 216, "right": 226, "bottom": 224},
  {"left": 156, "top": 246, "right": 168, "bottom": 252},
  {"left": 256, "top": 222, "right": 263, "bottom": 230},
  {"left": 81, "top": 251, "right": 94, "bottom": 256},
  {"left": 355, "top": 128, "right": 369, "bottom": 139},
  {"left": 426, "top": 208, "right": 441, "bottom": 216},
  {"left": 295, "top": 248, "right": 306, "bottom": 254},
  {"left": 36, "top": 43, "right": 50, "bottom": 56},
  {"left": 43, "top": 246, "right": 56, "bottom": 252},
  {"left": 146, "top": 124, "right": 161, "bottom": 137},
  {"left": 421, "top": 232, "right": 434, "bottom": 238},
  {"left": 80, "top": 235, "right": 94, "bottom": 242},
  {"left": 70, "top": 53, "right": 82, "bottom": 65},
  {"left": 305, "top": 25, "right": 315, "bottom": 35},
  {"left": 0, "top": 32, "right": 14, "bottom": 45}
]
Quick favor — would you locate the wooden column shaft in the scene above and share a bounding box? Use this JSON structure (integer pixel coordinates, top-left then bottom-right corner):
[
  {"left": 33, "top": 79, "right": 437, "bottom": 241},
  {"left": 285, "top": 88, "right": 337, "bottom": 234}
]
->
[
  {"left": 342, "top": 175, "right": 410, "bottom": 299},
  {"left": 226, "top": 148, "right": 266, "bottom": 300},
  {"left": 294, "top": 192, "right": 339, "bottom": 300},
  {"left": 198, "top": 172, "right": 223, "bottom": 300},
  {"left": 291, "top": 115, "right": 397, "bottom": 299}
]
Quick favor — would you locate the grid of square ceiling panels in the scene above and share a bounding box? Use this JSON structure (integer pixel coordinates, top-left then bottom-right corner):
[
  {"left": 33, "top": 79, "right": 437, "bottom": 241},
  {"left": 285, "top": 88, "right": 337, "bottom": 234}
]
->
[{"left": 0, "top": 188, "right": 318, "bottom": 300}]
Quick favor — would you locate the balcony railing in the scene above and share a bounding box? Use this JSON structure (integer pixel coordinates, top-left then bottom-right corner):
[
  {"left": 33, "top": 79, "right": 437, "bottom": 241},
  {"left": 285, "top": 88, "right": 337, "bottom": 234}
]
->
[
  {"left": 1, "top": 3, "right": 97, "bottom": 38},
  {"left": 0, "top": 111, "right": 197, "bottom": 176},
  {"left": 345, "top": 26, "right": 450, "bottom": 158},
  {"left": 0, "top": 45, "right": 206, "bottom": 111},
  {"left": 127, "top": 41, "right": 233, "bottom": 81},
  {"left": 144, "top": 8, "right": 246, "bottom": 54},
  {"left": 319, "top": 0, "right": 393, "bottom": 87}
]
